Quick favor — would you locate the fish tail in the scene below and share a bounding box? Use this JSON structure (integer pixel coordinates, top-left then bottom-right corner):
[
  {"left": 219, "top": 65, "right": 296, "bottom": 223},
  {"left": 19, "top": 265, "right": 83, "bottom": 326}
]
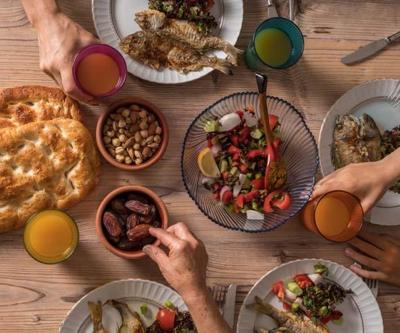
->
[
  {"left": 224, "top": 44, "right": 243, "bottom": 65},
  {"left": 213, "top": 61, "right": 233, "bottom": 75}
]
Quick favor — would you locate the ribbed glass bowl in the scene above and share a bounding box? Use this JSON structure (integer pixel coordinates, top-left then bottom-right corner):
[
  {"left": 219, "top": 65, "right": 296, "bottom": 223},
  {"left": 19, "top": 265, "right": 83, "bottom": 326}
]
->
[{"left": 181, "top": 92, "right": 319, "bottom": 232}]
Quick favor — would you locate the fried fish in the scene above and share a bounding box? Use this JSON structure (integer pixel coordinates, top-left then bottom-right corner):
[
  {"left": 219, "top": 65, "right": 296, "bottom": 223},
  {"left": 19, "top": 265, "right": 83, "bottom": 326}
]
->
[
  {"left": 106, "top": 300, "right": 145, "bottom": 333},
  {"left": 247, "top": 296, "right": 329, "bottom": 333},
  {"left": 88, "top": 301, "right": 108, "bottom": 333},
  {"left": 120, "top": 31, "right": 233, "bottom": 74},
  {"left": 332, "top": 114, "right": 381, "bottom": 169},
  {"left": 134, "top": 9, "right": 242, "bottom": 65}
]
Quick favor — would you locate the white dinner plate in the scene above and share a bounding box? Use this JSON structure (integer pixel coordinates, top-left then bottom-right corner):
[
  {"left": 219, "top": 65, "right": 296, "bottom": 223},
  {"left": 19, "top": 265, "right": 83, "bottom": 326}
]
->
[
  {"left": 319, "top": 79, "right": 400, "bottom": 225},
  {"left": 92, "top": 0, "right": 243, "bottom": 84},
  {"left": 237, "top": 259, "right": 383, "bottom": 333},
  {"left": 59, "top": 279, "right": 186, "bottom": 333}
]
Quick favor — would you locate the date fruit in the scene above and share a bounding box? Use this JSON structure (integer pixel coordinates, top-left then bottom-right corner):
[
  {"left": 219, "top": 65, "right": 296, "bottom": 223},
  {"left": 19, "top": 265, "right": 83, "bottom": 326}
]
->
[
  {"left": 125, "top": 200, "right": 151, "bottom": 215},
  {"left": 127, "top": 213, "right": 139, "bottom": 230},
  {"left": 139, "top": 205, "right": 156, "bottom": 224},
  {"left": 127, "top": 224, "right": 151, "bottom": 242},
  {"left": 103, "top": 211, "right": 122, "bottom": 238}
]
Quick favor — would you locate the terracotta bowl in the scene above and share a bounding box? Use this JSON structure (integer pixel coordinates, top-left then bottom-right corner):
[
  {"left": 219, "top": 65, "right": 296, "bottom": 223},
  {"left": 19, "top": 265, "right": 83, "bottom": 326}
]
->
[
  {"left": 95, "top": 185, "right": 169, "bottom": 259},
  {"left": 96, "top": 97, "right": 169, "bottom": 171}
]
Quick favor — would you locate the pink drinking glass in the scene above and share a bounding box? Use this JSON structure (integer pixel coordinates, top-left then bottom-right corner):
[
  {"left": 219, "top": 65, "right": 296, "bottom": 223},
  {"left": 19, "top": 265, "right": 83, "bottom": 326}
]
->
[{"left": 72, "top": 43, "right": 127, "bottom": 98}]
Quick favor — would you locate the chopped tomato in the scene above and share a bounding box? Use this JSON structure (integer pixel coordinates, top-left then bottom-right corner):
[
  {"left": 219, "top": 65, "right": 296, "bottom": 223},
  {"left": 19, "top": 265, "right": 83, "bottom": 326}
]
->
[
  {"left": 239, "top": 163, "right": 248, "bottom": 173},
  {"left": 244, "top": 190, "right": 259, "bottom": 202},
  {"left": 251, "top": 178, "right": 265, "bottom": 190},
  {"left": 157, "top": 308, "right": 176, "bottom": 332},
  {"left": 227, "top": 145, "right": 241, "bottom": 155},
  {"left": 269, "top": 114, "right": 279, "bottom": 130},
  {"left": 272, "top": 281, "right": 285, "bottom": 300},
  {"left": 294, "top": 274, "right": 313, "bottom": 289},
  {"left": 236, "top": 110, "right": 244, "bottom": 119},
  {"left": 230, "top": 135, "right": 239, "bottom": 146},
  {"left": 239, "top": 126, "right": 250, "bottom": 142},
  {"left": 263, "top": 192, "right": 275, "bottom": 213},
  {"left": 273, "top": 138, "right": 282, "bottom": 149},
  {"left": 221, "top": 190, "right": 233, "bottom": 204},
  {"left": 232, "top": 153, "right": 240, "bottom": 161},
  {"left": 207, "top": 137, "right": 213, "bottom": 148},
  {"left": 235, "top": 194, "right": 245, "bottom": 209},
  {"left": 272, "top": 191, "right": 291, "bottom": 210},
  {"left": 247, "top": 149, "right": 264, "bottom": 159},
  {"left": 321, "top": 310, "right": 342, "bottom": 324},
  {"left": 283, "top": 302, "right": 291, "bottom": 311},
  {"left": 232, "top": 161, "right": 239, "bottom": 167}
]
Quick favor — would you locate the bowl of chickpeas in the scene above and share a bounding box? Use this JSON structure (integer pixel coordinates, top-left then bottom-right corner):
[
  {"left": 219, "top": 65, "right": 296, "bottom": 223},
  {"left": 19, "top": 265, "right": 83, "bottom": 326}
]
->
[{"left": 96, "top": 97, "right": 169, "bottom": 171}]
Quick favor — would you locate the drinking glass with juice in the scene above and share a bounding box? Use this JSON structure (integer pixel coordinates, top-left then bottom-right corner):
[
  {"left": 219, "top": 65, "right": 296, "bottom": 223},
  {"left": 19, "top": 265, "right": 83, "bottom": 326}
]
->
[
  {"left": 245, "top": 17, "right": 304, "bottom": 71},
  {"left": 73, "top": 44, "right": 127, "bottom": 98},
  {"left": 300, "top": 190, "right": 364, "bottom": 242},
  {"left": 24, "top": 210, "right": 79, "bottom": 264}
]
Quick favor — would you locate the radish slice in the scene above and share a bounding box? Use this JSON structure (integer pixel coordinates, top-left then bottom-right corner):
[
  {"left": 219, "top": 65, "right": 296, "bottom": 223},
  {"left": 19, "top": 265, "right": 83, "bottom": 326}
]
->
[
  {"left": 219, "top": 186, "right": 231, "bottom": 201},
  {"left": 210, "top": 143, "right": 221, "bottom": 157},
  {"left": 219, "top": 113, "right": 241, "bottom": 132},
  {"left": 308, "top": 273, "right": 323, "bottom": 285},
  {"left": 285, "top": 289, "right": 297, "bottom": 302},
  {"left": 244, "top": 111, "right": 258, "bottom": 127},
  {"left": 246, "top": 210, "right": 264, "bottom": 220}
]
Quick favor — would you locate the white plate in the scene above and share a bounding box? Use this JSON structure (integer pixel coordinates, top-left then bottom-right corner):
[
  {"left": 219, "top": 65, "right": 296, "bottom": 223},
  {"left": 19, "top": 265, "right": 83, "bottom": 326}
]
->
[
  {"left": 319, "top": 79, "right": 400, "bottom": 225},
  {"left": 237, "top": 259, "right": 383, "bottom": 333},
  {"left": 92, "top": 0, "right": 243, "bottom": 84},
  {"left": 60, "top": 279, "right": 186, "bottom": 333}
]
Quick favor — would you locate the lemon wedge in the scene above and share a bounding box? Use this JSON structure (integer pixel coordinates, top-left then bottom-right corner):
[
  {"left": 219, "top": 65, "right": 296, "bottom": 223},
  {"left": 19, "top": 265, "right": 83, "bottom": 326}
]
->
[{"left": 197, "top": 147, "right": 220, "bottom": 178}]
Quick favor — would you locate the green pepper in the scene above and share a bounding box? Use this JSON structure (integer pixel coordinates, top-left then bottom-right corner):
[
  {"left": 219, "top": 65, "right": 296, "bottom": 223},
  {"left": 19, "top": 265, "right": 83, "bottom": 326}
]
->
[
  {"left": 319, "top": 306, "right": 329, "bottom": 317},
  {"left": 139, "top": 304, "right": 148, "bottom": 315},
  {"left": 314, "top": 263, "right": 329, "bottom": 275},
  {"left": 164, "top": 300, "right": 175, "bottom": 309},
  {"left": 246, "top": 172, "right": 253, "bottom": 179},
  {"left": 204, "top": 120, "right": 220, "bottom": 132},
  {"left": 252, "top": 201, "right": 259, "bottom": 210},
  {"left": 250, "top": 128, "right": 264, "bottom": 139},
  {"left": 230, "top": 166, "right": 238, "bottom": 175},
  {"left": 219, "top": 159, "right": 228, "bottom": 172},
  {"left": 291, "top": 303, "right": 300, "bottom": 312},
  {"left": 255, "top": 173, "right": 262, "bottom": 179}
]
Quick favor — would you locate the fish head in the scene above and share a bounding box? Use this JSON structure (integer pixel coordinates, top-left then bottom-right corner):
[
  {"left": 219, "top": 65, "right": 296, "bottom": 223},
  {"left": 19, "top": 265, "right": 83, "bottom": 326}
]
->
[{"left": 135, "top": 9, "right": 166, "bottom": 31}]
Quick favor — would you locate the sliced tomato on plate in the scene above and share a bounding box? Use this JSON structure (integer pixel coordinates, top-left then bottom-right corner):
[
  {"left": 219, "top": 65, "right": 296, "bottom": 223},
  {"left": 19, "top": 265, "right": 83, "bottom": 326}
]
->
[
  {"left": 156, "top": 308, "right": 176, "bottom": 332},
  {"left": 272, "top": 281, "right": 285, "bottom": 300},
  {"left": 263, "top": 191, "right": 291, "bottom": 213},
  {"left": 268, "top": 115, "right": 279, "bottom": 130},
  {"left": 294, "top": 274, "right": 313, "bottom": 289}
]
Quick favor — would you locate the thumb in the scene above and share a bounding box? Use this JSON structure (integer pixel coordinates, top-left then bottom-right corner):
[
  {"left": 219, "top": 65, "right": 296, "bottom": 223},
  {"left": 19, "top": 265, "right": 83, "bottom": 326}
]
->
[{"left": 143, "top": 245, "right": 169, "bottom": 268}]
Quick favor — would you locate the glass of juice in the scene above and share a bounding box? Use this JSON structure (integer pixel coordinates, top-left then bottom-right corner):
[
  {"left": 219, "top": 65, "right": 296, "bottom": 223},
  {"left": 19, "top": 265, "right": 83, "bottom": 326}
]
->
[
  {"left": 300, "top": 190, "right": 364, "bottom": 242},
  {"left": 73, "top": 44, "right": 127, "bottom": 98},
  {"left": 245, "top": 17, "right": 304, "bottom": 71},
  {"left": 24, "top": 210, "right": 79, "bottom": 264}
]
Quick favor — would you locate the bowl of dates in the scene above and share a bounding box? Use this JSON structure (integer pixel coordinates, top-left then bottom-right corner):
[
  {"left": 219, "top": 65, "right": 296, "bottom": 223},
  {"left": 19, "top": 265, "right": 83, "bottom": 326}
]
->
[{"left": 96, "top": 185, "right": 169, "bottom": 259}]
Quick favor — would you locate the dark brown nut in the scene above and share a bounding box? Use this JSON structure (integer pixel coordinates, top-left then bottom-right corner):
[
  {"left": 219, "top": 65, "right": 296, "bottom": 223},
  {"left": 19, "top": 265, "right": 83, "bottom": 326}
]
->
[
  {"left": 125, "top": 200, "right": 151, "bottom": 215},
  {"left": 103, "top": 211, "right": 122, "bottom": 238},
  {"left": 110, "top": 199, "right": 127, "bottom": 214},
  {"left": 127, "top": 224, "right": 151, "bottom": 242},
  {"left": 139, "top": 205, "right": 156, "bottom": 224},
  {"left": 117, "top": 237, "right": 141, "bottom": 251},
  {"left": 126, "top": 213, "right": 140, "bottom": 230}
]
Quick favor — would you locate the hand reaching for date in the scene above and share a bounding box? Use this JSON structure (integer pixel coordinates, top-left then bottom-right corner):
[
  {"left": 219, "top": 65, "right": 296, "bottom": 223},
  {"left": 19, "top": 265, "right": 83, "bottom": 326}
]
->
[
  {"left": 345, "top": 230, "right": 400, "bottom": 287},
  {"left": 143, "top": 223, "right": 209, "bottom": 300}
]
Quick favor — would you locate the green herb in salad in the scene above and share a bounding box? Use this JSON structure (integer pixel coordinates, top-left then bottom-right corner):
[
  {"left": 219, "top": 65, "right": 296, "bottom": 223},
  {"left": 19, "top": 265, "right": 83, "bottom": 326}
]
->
[
  {"left": 140, "top": 303, "right": 148, "bottom": 315},
  {"left": 164, "top": 299, "right": 175, "bottom": 309},
  {"left": 314, "top": 263, "right": 328, "bottom": 275}
]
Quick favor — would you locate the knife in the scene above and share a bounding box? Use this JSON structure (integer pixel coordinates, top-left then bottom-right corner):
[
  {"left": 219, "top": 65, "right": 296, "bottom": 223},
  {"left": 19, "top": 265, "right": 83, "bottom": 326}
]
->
[
  {"left": 222, "top": 284, "right": 237, "bottom": 328},
  {"left": 266, "top": 0, "right": 278, "bottom": 18},
  {"left": 342, "top": 31, "right": 400, "bottom": 65}
]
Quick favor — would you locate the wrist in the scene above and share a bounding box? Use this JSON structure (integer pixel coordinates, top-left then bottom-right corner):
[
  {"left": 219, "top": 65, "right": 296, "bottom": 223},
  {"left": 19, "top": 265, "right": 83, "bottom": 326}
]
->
[
  {"left": 180, "top": 285, "right": 209, "bottom": 307},
  {"left": 380, "top": 155, "right": 400, "bottom": 187}
]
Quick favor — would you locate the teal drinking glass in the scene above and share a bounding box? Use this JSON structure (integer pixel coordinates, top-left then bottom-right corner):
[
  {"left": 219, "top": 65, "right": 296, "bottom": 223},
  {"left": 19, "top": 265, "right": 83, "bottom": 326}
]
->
[{"left": 245, "top": 17, "right": 304, "bottom": 71}]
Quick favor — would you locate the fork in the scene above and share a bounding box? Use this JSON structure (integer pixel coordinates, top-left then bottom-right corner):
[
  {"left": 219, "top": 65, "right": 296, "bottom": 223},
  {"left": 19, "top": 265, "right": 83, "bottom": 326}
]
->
[
  {"left": 363, "top": 278, "right": 379, "bottom": 298},
  {"left": 209, "top": 285, "right": 228, "bottom": 313}
]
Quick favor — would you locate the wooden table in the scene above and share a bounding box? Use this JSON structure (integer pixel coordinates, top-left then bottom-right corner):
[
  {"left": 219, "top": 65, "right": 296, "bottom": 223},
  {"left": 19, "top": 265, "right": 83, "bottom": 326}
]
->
[{"left": 0, "top": 0, "right": 399, "bottom": 331}]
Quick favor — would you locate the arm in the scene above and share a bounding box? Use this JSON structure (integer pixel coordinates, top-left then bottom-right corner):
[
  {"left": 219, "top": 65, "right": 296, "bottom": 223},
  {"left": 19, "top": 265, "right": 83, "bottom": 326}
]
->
[
  {"left": 143, "top": 223, "right": 233, "bottom": 333},
  {"left": 21, "top": 0, "right": 98, "bottom": 103},
  {"left": 312, "top": 148, "right": 400, "bottom": 213}
]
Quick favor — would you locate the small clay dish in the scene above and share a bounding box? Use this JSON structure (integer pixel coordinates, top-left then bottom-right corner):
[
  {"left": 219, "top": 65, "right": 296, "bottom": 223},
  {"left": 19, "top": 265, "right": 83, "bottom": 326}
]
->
[
  {"left": 95, "top": 185, "right": 169, "bottom": 259},
  {"left": 96, "top": 97, "right": 169, "bottom": 171}
]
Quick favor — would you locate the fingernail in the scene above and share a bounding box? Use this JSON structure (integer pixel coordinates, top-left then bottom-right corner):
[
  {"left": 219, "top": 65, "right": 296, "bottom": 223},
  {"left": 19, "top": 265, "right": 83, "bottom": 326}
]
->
[
  {"left": 345, "top": 247, "right": 352, "bottom": 255},
  {"left": 142, "top": 245, "right": 151, "bottom": 254}
]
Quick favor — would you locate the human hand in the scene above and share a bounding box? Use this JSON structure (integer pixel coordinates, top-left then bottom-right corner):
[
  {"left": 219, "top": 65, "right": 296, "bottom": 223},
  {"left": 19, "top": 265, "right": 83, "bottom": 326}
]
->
[
  {"left": 35, "top": 12, "right": 99, "bottom": 103},
  {"left": 311, "top": 161, "right": 390, "bottom": 213},
  {"left": 345, "top": 230, "right": 400, "bottom": 287},
  {"left": 143, "top": 223, "right": 209, "bottom": 300}
]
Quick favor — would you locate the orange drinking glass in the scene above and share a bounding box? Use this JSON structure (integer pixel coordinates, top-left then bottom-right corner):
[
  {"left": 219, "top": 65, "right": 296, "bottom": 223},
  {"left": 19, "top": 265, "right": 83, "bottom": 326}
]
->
[{"left": 300, "top": 190, "right": 364, "bottom": 242}]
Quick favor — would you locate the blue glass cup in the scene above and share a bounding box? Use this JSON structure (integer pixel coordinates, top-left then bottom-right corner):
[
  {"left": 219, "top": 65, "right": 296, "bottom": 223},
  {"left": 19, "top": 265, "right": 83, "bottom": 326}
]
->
[{"left": 245, "top": 17, "right": 304, "bottom": 71}]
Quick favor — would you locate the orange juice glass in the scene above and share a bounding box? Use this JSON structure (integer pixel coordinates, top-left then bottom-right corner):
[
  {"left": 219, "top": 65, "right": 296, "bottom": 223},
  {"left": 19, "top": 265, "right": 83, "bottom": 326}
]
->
[
  {"left": 24, "top": 210, "right": 79, "bottom": 264},
  {"left": 300, "top": 190, "right": 364, "bottom": 242}
]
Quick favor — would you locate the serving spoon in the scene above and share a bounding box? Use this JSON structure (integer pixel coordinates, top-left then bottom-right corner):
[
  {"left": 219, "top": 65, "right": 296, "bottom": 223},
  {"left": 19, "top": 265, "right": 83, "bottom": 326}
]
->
[{"left": 255, "top": 73, "right": 287, "bottom": 191}]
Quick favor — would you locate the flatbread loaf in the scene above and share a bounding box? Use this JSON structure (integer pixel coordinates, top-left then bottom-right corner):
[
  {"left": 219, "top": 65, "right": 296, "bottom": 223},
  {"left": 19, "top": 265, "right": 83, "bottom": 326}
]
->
[
  {"left": 0, "top": 86, "right": 81, "bottom": 128},
  {"left": 0, "top": 119, "right": 100, "bottom": 233}
]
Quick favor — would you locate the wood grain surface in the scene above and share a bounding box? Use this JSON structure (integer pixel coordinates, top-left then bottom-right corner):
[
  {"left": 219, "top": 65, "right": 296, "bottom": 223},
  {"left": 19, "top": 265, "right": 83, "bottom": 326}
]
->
[{"left": 0, "top": 0, "right": 399, "bottom": 332}]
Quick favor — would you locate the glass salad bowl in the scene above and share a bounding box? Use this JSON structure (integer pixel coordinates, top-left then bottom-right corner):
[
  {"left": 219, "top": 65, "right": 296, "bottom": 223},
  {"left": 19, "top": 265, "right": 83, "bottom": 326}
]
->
[{"left": 181, "top": 92, "right": 318, "bottom": 232}]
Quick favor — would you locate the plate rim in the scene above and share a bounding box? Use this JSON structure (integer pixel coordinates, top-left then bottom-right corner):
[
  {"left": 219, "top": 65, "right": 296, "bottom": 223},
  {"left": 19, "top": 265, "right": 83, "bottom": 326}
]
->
[
  {"left": 180, "top": 91, "right": 319, "bottom": 233},
  {"left": 59, "top": 278, "right": 186, "bottom": 333},
  {"left": 236, "top": 258, "right": 383, "bottom": 333},
  {"left": 91, "top": 0, "right": 244, "bottom": 84}
]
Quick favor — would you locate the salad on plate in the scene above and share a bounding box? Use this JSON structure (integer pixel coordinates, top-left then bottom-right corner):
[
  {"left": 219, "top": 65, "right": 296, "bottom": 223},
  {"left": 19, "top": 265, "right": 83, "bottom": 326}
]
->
[{"left": 197, "top": 107, "right": 291, "bottom": 220}]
